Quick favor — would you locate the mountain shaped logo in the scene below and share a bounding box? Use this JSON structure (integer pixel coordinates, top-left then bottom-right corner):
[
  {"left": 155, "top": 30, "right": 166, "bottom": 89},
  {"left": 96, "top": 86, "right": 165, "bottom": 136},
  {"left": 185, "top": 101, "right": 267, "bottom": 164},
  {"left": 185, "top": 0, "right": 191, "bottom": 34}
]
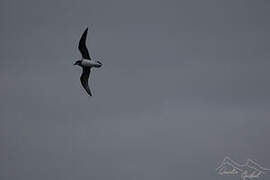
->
[{"left": 216, "top": 157, "right": 270, "bottom": 180}]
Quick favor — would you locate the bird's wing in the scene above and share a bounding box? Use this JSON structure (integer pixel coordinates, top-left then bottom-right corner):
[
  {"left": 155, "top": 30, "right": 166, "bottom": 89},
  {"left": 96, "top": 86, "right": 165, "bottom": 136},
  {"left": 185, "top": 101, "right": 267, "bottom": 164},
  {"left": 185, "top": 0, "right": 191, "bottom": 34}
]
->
[
  {"left": 78, "top": 28, "right": 91, "bottom": 60},
  {"left": 80, "top": 67, "right": 92, "bottom": 96}
]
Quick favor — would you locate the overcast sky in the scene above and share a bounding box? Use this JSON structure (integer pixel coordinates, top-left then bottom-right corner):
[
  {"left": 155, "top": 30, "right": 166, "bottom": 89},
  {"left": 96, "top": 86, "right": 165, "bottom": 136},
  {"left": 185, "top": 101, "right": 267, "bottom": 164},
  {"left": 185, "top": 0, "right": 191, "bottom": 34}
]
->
[{"left": 0, "top": 0, "right": 270, "bottom": 180}]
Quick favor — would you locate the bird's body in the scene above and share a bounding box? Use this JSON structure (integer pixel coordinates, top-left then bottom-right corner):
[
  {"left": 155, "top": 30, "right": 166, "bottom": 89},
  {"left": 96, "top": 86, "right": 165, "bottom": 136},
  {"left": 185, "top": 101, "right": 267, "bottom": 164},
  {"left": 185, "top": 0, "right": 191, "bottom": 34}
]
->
[
  {"left": 81, "top": 59, "right": 102, "bottom": 68},
  {"left": 74, "top": 28, "right": 102, "bottom": 96}
]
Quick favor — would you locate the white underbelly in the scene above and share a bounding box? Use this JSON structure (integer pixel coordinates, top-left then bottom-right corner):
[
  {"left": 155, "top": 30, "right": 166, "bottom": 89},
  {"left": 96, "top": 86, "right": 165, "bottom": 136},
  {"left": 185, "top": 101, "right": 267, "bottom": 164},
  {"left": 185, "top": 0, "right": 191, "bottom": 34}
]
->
[{"left": 81, "top": 59, "right": 96, "bottom": 67}]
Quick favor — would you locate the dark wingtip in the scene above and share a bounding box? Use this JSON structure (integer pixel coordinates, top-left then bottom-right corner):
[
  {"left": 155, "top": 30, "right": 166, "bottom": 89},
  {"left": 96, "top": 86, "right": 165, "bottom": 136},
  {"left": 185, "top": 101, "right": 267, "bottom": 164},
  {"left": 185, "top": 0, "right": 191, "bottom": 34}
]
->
[{"left": 82, "top": 27, "right": 88, "bottom": 35}]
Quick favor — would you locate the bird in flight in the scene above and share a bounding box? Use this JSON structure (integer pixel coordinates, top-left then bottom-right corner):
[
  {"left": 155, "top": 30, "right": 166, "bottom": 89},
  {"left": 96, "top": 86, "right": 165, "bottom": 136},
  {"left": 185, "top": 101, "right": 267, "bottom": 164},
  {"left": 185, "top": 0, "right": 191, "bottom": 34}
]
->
[{"left": 74, "top": 28, "right": 102, "bottom": 96}]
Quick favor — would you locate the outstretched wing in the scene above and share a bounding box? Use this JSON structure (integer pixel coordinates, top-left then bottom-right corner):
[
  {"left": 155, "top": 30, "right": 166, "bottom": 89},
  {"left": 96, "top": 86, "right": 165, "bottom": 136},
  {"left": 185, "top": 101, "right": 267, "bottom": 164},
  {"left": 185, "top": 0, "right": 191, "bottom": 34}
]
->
[
  {"left": 78, "top": 28, "right": 91, "bottom": 60},
  {"left": 80, "top": 67, "right": 92, "bottom": 96}
]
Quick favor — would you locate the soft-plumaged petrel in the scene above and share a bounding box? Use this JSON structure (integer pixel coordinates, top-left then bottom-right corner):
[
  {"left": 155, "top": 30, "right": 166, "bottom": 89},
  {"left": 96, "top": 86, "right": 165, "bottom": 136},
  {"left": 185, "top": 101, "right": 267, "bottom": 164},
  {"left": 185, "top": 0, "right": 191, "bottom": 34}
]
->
[{"left": 74, "top": 28, "right": 102, "bottom": 96}]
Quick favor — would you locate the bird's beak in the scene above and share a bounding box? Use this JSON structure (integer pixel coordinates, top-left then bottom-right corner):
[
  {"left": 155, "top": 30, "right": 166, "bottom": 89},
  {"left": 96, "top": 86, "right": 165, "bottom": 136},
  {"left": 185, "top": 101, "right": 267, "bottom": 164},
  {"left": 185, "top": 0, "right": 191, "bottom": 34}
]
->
[{"left": 73, "top": 62, "right": 77, "bottom": 65}]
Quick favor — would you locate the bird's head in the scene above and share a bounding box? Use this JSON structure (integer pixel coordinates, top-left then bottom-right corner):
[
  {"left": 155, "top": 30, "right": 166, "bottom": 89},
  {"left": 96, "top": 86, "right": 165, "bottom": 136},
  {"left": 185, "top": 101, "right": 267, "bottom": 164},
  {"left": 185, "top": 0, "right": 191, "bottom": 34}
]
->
[
  {"left": 73, "top": 60, "right": 82, "bottom": 66},
  {"left": 95, "top": 60, "right": 103, "bottom": 68}
]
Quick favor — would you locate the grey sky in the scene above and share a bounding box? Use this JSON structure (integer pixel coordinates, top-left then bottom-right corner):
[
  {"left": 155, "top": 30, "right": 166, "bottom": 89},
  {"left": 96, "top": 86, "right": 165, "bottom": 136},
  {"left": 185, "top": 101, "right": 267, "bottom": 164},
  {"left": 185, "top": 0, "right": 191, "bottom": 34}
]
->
[{"left": 0, "top": 0, "right": 270, "bottom": 180}]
